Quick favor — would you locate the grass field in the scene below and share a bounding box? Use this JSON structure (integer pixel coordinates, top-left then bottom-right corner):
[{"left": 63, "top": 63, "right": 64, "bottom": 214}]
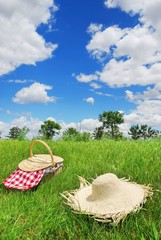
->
[{"left": 0, "top": 139, "right": 161, "bottom": 240}]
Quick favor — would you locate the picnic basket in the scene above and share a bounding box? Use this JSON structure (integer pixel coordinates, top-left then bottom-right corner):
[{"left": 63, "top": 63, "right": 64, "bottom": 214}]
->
[{"left": 3, "top": 140, "right": 64, "bottom": 191}]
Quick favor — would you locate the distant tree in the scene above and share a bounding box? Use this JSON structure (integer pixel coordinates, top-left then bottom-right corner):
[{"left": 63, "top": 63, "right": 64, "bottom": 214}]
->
[
  {"left": 128, "top": 124, "right": 159, "bottom": 139},
  {"left": 17, "top": 127, "right": 29, "bottom": 140},
  {"left": 99, "top": 111, "right": 124, "bottom": 139},
  {"left": 93, "top": 126, "right": 104, "bottom": 140},
  {"left": 62, "top": 128, "right": 79, "bottom": 141},
  {"left": 7, "top": 127, "right": 21, "bottom": 139},
  {"left": 0, "top": 131, "right": 2, "bottom": 139},
  {"left": 62, "top": 128, "right": 92, "bottom": 141},
  {"left": 7, "top": 126, "right": 29, "bottom": 140},
  {"left": 146, "top": 126, "right": 159, "bottom": 139},
  {"left": 78, "top": 132, "right": 92, "bottom": 142},
  {"left": 64, "top": 128, "right": 79, "bottom": 136},
  {"left": 128, "top": 125, "right": 140, "bottom": 140},
  {"left": 39, "top": 120, "right": 61, "bottom": 140}
]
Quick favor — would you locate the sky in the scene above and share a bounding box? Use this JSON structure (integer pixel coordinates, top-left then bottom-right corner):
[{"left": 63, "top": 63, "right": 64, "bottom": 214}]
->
[{"left": 1, "top": 0, "right": 161, "bottom": 138}]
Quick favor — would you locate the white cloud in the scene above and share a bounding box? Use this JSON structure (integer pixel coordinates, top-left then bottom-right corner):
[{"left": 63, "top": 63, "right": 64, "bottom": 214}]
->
[
  {"left": 12, "top": 82, "right": 56, "bottom": 104},
  {"left": 0, "top": 116, "right": 43, "bottom": 139},
  {"left": 104, "top": 0, "right": 144, "bottom": 15},
  {"left": 0, "top": 0, "right": 58, "bottom": 76},
  {"left": 83, "top": 97, "right": 94, "bottom": 104},
  {"left": 74, "top": 0, "right": 161, "bottom": 131},
  {"left": 90, "top": 82, "right": 102, "bottom": 89},
  {"left": 86, "top": 25, "right": 126, "bottom": 60},
  {"left": 105, "top": 0, "right": 161, "bottom": 31},
  {"left": 60, "top": 118, "right": 101, "bottom": 133},
  {"left": 95, "top": 91, "right": 112, "bottom": 97},
  {"left": 87, "top": 23, "right": 103, "bottom": 35},
  {"left": 124, "top": 85, "right": 161, "bottom": 129},
  {"left": 8, "top": 79, "right": 34, "bottom": 84},
  {"left": 0, "top": 121, "right": 8, "bottom": 137},
  {"left": 80, "top": 118, "right": 101, "bottom": 132},
  {"left": 75, "top": 73, "right": 99, "bottom": 83},
  {"left": 75, "top": 1, "right": 161, "bottom": 88},
  {"left": 46, "top": 117, "right": 57, "bottom": 122},
  {"left": 99, "top": 59, "right": 161, "bottom": 87},
  {"left": 126, "top": 86, "right": 161, "bottom": 102}
]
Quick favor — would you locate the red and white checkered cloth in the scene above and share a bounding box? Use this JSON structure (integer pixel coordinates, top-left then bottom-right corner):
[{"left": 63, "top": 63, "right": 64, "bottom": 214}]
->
[{"left": 3, "top": 168, "right": 45, "bottom": 190}]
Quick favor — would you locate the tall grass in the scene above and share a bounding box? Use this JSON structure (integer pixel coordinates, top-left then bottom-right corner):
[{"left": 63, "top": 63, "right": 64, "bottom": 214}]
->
[{"left": 0, "top": 139, "right": 161, "bottom": 240}]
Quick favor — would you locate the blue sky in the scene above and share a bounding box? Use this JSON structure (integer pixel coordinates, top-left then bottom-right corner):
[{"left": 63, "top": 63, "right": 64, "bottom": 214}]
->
[{"left": 1, "top": 0, "right": 161, "bottom": 138}]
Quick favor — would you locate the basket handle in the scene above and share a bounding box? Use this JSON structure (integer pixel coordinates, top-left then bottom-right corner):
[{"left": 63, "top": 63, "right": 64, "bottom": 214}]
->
[{"left": 29, "top": 140, "right": 55, "bottom": 165}]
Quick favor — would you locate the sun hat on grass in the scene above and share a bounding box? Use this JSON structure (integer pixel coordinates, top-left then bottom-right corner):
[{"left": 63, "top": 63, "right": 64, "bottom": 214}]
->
[
  {"left": 18, "top": 139, "right": 64, "bottom": 172},
  {"left": 62, "top": 173, "right": 153, "bottom": 225}
]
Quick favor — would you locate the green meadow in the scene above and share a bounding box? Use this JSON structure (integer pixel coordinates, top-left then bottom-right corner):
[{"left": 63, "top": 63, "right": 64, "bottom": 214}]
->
[{"left": 0, "top": 140, "right": 161, "bottom": 240}]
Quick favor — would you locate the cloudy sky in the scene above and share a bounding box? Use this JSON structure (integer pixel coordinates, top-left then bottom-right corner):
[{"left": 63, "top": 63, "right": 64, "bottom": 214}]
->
[{"left": 1, "top": 0, "right": 161, "bottom": 138}]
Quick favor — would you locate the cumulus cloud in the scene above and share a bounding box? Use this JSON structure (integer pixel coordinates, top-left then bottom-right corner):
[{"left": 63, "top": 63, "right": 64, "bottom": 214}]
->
[
  {"left": 87, "top": 23, "right": 103, "bottom": 35},
  {"left": 75, "top": 73, "right": 99, "bottom": 83},
  {"left": 0, "top": 116, "right": 43, "bottom": 139},
  {"left": 60, "top": 118, "right": 101, "bottom": 133},
  {"left": 83, "top": 97, "right": 94, "bottom": 104},
  {"left": 104, "top": 0, "right": 144, "bottom": 14},
  {"left": 74, "top": 0, "right": 161, "bottom": 129},
  {"left": 90, "top": 82, "right": 102, "bottom": 89},
  {"left": 0, "top": 0, "right": 58, "bottom": 76},
  {"left": 12, "top": 82, "right": 56, "bottom": 104},
  {"left": 75, "top": 0, "right": 161, "bottom": 88},
  {"left": 86, "top": 25, "right": 127, "bottom": 60}
]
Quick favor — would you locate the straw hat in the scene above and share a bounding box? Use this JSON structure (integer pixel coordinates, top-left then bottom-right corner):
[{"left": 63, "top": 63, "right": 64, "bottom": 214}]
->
[
  {"left": 62, "top": 173, "right": 153, "bottom": 224},
  {"left": 18, "top": 140, "right": 64, "bottom": 172}
]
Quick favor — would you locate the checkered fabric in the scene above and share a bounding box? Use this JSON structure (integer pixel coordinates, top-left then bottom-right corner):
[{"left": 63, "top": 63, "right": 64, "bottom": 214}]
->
[{"left": 3, "top": 168, "right": 45, "bottom": 190}]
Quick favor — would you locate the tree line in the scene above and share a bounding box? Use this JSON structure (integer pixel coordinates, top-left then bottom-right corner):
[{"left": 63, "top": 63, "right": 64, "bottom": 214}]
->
[{"left": 0, "top": 111, "right": 160, "bottom": 141}]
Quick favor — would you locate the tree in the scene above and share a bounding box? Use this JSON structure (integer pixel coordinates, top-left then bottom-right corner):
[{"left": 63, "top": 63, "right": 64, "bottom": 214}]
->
[
  {"left": 63, "top": 128, "right": 79, "bottom": 136},
  {"left": 7, "top": 127, "right": 21, "bottom": 139},
  {"left": 62, "top": 128, "right": 79, "bottom": 141},
  {"left": 98, "top": 111, "right": 124, "bottom": 139},
  {"left": 78, "top": 132, "right": 92, "bottom": 142},
  {"left": 128, "top": 124, "right": 159, "bottom": 139},
  {"left": 18, "top": 127, "right": 29, "bottom": 140},
  {"left": 93, "top": 126, "right": 104, "bottom": 140},
  {"left": 39, "top": 120, "right": 61, "bottom": 140},
  {"left": 128, "top": 125, "right": 140, "bottom": 140},
  {"left": 62, "top": 128, "right": 91, "bottom": 141},
  {"left": 7, "top": 126, "right": 29, "bottom": 140},
  {"left": 0, "top": 131, "right": 2, "bottom": 139}
]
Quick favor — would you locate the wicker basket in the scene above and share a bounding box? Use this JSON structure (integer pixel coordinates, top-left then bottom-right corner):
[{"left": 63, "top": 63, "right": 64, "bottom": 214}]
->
[
  {"left": 3, "top": 140, "right": 64, "bottom": 191},
  {"left": 20, "top": 139, "right": 64, "bottom": 174}
]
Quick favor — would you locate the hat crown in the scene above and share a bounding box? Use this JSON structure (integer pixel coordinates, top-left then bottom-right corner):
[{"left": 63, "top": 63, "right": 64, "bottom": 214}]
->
[{"left": 91, "top": 173, "right": 120, "bottom": 200}]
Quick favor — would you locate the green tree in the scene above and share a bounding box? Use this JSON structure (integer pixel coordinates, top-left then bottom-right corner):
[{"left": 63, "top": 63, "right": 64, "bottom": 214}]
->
[
  {"left": 93, "top": 126, "right": 104, "bottom": 140},
  {"left": 128, "top": 125, "right": 140, "bottom": 140},
  {"left": 7, "top": 126, "right": 29, "bottom": 140},
  {"left": 78, "top": 132, "right": 92, "bottom": 142},
  {"left": 98, "top": 111, "right": 124, "bottom": 139},
  {"left": 7, "top": 127, "right": 21, "bottom": 139},
  {"left": 62, "top": 128, "right": 91, "bottom": 141},
  {"left": 39, "top": 120, "right": 61, "bottom": 140},
  {"left": 17, "top": 127, "right": 29, "bottom": 140},
  {"left": 62, "top": 128, "right": 79, "bottom": 141},
  {"left": 0, "top": 130, "right": 2, "bottom": 139},
  {"left": 128, "top": 124, "right": 159, "bottom": 140}
]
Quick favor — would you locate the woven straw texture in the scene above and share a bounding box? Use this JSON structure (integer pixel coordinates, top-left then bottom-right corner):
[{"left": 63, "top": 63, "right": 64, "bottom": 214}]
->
[{"left": 62, "top": 173, "right": 153, "bottom": 225}]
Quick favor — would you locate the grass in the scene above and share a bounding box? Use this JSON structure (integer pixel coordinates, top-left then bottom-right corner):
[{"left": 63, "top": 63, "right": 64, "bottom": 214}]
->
[{"left": 0, "top": 139, "right": 161, "bottom": 240}]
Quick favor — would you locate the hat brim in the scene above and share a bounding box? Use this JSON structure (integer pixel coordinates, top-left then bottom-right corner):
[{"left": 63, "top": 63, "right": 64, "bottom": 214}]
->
[
  {"left": 19, "top": 154, "right": 64, "bottom": 172},
  {"left": 62, "top": 175, "right": 153, "bottom": 224}
]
